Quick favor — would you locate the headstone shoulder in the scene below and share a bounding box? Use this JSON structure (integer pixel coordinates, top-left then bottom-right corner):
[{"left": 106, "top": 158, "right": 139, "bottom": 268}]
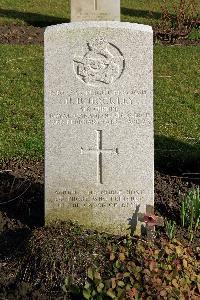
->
[{"left": 71, "top": 0, "right": 121, "bottom": 22}]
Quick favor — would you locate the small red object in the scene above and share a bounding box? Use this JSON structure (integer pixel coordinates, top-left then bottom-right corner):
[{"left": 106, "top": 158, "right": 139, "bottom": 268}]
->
[{"left": 143, "top": 214, "right": 158, "bottom": 226}]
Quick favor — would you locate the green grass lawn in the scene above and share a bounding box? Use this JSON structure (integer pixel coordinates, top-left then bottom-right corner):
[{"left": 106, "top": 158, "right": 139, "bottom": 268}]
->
[
  {"left": 154, "top": 45, "right": 200, "bottom": 168},
  {"left": 0, "top": 45, "right": 44, "bottom": 160},
  {"left": 0, "top": 0, "right": 69, "bottom": 26},
  {"left": 0, "top": 0, "right": 199, "bottom": 26},
  {"left": 0, "top": 44, "right": 199, "bottom": 163},
  {"left": 154, "top": 45, "right": 200, "bottom": 141}
]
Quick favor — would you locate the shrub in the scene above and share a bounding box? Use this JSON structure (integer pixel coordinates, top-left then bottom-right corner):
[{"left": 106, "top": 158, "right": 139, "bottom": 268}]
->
[{"left": 156, "top": 0, "right": 199, "bottom": 42}]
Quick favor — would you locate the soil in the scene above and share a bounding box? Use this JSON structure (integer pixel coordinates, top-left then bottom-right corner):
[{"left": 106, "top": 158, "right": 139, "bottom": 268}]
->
[
  {"left": 0, "top": 25, "right": 44, "bottom": 45},
  {"left": 0, "top": 24, "right": 199, "bottom": 46},
  {"left": 0, "top": 159, "right": 199, "bottom": 247},
  {"left": 0, "top": 160, "right": 199, "bottom": 298}
]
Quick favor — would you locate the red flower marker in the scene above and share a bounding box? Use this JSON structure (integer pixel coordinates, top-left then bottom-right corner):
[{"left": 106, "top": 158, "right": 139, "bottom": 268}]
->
[
  {"left": 142, "top": 214, "right": 164, "bottom": 240},
  {"left": 143, "top": 214, "right": 158, "bottom": 227}
]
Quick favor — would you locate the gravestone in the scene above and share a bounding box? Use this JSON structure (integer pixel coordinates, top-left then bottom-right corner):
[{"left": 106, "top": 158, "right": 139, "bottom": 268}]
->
[
  {"left": 45, "top": 22, "right": 153, "bottom": 235},
  {"left": 71, "top": 0, "right": 120, "bottom": 21}
]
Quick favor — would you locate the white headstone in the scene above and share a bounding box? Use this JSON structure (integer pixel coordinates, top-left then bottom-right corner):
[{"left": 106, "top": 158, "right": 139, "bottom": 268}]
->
[
  {"left": 71, "top": 0, "right": 120, "bottom": 21},
  {"left": 45, "top": 22, "right": 153, "bottom": 235}
]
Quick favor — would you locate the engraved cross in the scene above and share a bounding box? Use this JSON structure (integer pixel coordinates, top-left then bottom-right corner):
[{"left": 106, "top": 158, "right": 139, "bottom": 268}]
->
[
  {"left": 81, "top": 130, "right": 118, "bottom": 184},
  {"left": 94, "top": 0, "right": 98, "bottom": 11}
]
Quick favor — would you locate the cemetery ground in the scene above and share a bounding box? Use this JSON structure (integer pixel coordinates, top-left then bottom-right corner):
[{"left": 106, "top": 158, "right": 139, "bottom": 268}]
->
[{"left": 0, "top": 0, "right": 200, "bottom": 299}]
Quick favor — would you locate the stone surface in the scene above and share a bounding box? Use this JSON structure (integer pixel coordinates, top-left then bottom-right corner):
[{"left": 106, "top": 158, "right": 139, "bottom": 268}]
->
[
  {"left": 45, "top": 22, "right": 153, "bottom": 235},
  {"left": 71, "top": 0, "right": 120, "bottom": 21}
]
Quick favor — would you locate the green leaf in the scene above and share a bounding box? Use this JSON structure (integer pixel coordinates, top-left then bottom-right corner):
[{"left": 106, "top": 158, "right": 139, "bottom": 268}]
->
[
  {"left": 87, "top": 268, "right": 94, "bottom": 280},
  {"left": 124, "top": 272, "right": 130, "bottom": 278},
  {"left": 118, "top": 281, "right": 125, "bottom": 287},
  {"left": 97, "top": 282, "right": 104, "bottom": 293},
  {"left": 84, "top": 282, "right": 91, "bottom": 289},
  {"left": 83, "top": 288, "right": 91, "bottom": 300},
  {"left": 115, "top": 260, "right": 121, "bottom": 269},
  {"left": 117, "top": 287, "right": 124, "bottom": 297},
  {"left": 125, "top": 284, "right": 132, "bottom": 291},
  {"left": 62, "top": 284, "right": 68, "bottom": 293},
  {"left": 107, "top": 288, "right": 116, "bottom": 299},
  {"left": 130, "top": 276, "right": 135, "bottom": 285},
  {"left": 94, "top": 271, "right": 101, "bottom": 281},
  {"left": 64, "top": 277, "right": 69, "bottom": 286}
]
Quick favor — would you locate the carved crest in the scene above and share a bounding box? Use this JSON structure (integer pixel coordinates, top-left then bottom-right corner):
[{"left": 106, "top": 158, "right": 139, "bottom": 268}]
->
[{"left": 73, "top": 38, "right": 125, "bottom": 86}]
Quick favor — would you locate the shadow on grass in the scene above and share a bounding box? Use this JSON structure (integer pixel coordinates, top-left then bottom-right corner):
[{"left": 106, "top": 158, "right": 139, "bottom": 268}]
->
[
  {"left": 0, "top": 8, "right": 69, "bottom": 27},
  {"left": 0, "top": 172, "right": 43, "bottom": 259},
  {"left": 0, "top": 172, "right": 44, "bottom": 228},
  {"left": 121, "top": 7, "right": 163, "bottom": 20},
  {"left": 155, "top": 135, "right": 200, "bottom": 175}
]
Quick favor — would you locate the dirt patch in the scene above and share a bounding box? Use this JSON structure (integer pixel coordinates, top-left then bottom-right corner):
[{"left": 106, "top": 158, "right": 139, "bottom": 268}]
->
[
  {"left": 0, "top": 24, "right": 199, "bottom": 46},
  {"left": 0, "top": 25, "right": 44, "bottom": 45}
]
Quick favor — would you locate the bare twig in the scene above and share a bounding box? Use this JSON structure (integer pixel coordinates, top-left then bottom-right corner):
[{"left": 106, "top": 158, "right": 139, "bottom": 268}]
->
[{"left": 0, "top": 183, "right": 31, "bottom": 205}]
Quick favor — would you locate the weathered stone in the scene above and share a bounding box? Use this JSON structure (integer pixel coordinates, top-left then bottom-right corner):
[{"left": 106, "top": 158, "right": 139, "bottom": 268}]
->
[
  {"left": 71, "top": 0, "right": 120, "bottom": 21},
  {"left": 45, "top": 22, "right": 153, "bottom": 235}
]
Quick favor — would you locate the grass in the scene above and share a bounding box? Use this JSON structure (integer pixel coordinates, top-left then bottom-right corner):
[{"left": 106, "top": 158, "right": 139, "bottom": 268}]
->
[
  {"left": 0, "top": 0, "right": 70, "bottom": 26},
  {"left": 154, "top": 44, "right": 200, "bottom": 163},
  {"left": 0, "top": 45, "right": 44, "bottom": 160},
  {"left": 0, "top": 44, "right": 199, "bottom": 162},
  {"left": 0, "top": 0, "right": 199, "bottom": 26},
  {"left": 165, "top": 220, "right": 176, "bottom": 240}
]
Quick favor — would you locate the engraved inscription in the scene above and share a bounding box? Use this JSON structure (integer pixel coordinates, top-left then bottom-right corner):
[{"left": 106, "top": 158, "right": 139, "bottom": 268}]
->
[
  {"left": 81, "top": 130, "right": 118, "bottom": 184},
  {"left": 73, "top": 38, "right": 125, "bottom": 86},
  {"left": 48, "top": 89, "right": 150, "bottom": 126},
  {"left": 75, "top": 12, "right": 116, "bottom": 21},
  {"left": 49, "top": 189, "right": 144, "bottom": 209},
  {"left": 50, "top": 89, "right": 147, "bottom": 98},
  {"left": 49, "top": 111, "right": 151, "bottom": 127}
]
